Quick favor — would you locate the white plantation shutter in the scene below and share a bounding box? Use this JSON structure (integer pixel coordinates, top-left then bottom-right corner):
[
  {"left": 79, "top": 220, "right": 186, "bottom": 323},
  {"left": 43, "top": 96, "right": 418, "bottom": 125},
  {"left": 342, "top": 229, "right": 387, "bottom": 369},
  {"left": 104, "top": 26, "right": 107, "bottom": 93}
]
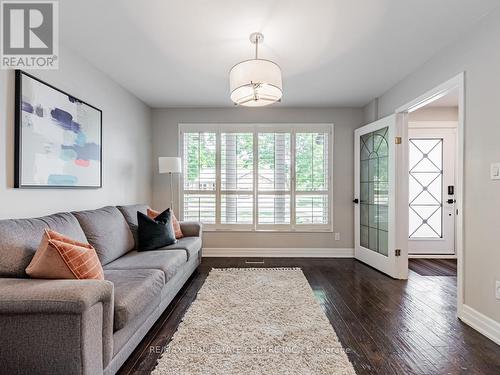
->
[
  {"left": 183, "top": 194, "right": 216, "bottom": 223},
  {"left": 220, "top": 132, "right": 253, "bottom": 224},
  {"left": 181, "top": 124, "right": 332, "bottom": 231},
  {"left": 182, "top": 132, "right": 216, "bottom": 223},
  {"left": 295, "top": 132, "right": 329, "bottom": 225},
  {"left": 257, "top": 132, "right": 291, "bottom": 225}
]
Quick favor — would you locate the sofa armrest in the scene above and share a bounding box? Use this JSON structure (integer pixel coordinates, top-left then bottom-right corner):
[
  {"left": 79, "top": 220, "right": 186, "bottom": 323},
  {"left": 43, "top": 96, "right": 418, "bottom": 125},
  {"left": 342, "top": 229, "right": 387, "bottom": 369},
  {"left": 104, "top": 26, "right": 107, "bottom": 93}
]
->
[
  {"left": 180, "top": 221, "right": 203, "bottom": 238},
  {"left": 0, "top": 278, "right": 114, "bottom": 375}
]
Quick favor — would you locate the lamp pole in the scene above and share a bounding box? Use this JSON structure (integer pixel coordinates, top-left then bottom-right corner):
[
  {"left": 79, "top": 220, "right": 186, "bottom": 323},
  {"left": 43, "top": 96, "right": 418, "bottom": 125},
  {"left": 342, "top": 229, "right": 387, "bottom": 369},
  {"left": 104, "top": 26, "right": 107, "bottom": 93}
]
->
[
  {"left": 159, "top": 157, "right": 181, "bottom": 213},
  {"left": 169, "top": 172, "right": 174, "bottom": 211}
]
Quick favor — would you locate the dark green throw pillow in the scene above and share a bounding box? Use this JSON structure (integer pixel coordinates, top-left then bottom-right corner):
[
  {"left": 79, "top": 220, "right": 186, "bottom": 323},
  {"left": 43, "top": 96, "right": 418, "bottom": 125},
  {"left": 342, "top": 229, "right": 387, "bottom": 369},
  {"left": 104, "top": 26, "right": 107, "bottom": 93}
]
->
[{"left": 137, "top": 209, "right": 177, "bottom": 251}]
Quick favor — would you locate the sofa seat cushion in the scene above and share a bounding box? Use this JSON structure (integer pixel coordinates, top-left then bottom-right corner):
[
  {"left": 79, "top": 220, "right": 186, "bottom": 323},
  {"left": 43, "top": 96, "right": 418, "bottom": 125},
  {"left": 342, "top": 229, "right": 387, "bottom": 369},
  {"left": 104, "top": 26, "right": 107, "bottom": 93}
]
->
[
  {"left": 73, "top": 206, "right": 135, "bottom": 266},
  {"left": 159, "top": 237, "right": 201, "bottom": 261},
  {"left": 0, "top": 212, "right": 87, "bottom": 278},
  {"left": 104, "top": 269, "right": 164, "bottom": 331},
  {"left": 104, "top": 250, "right": 187, "bottom": 282}
]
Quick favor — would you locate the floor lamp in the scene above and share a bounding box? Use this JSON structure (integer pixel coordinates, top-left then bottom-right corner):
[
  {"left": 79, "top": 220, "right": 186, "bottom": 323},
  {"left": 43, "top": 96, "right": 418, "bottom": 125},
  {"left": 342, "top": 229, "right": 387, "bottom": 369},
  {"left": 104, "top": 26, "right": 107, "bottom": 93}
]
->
[{"left": 158, "top": 157, "right": 182, "bottom": 211}]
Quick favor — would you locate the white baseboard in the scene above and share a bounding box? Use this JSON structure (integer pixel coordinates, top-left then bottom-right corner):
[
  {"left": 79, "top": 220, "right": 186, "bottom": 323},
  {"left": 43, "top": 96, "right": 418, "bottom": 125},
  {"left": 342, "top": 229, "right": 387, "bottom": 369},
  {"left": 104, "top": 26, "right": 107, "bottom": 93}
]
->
[
  {"left": 460, "top": 304, "right": 500, "bottom": 345},
  {"left": 409, "top": 254, "right": 457, "bottom": 259},
  {"left": 203, "top": 247, "right": 354, "bottom": 258}
]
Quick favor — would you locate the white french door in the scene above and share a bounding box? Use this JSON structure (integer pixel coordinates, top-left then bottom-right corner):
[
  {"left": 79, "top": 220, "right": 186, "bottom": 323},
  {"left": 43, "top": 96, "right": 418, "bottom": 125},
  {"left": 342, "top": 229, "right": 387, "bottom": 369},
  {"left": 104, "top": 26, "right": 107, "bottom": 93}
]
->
[
  {"left": 408, "top": 128, "right": 456, "bottom": 255},
  {"left": 354, "top": 115, "right": 407, "bottom": 279}
]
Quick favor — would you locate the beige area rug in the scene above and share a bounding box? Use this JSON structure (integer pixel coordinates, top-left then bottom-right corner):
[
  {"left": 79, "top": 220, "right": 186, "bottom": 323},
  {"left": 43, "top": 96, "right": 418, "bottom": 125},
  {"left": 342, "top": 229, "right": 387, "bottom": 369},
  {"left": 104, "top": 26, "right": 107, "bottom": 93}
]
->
[{"left": 152, "top": 268, "right": 357, "bottom": 375}]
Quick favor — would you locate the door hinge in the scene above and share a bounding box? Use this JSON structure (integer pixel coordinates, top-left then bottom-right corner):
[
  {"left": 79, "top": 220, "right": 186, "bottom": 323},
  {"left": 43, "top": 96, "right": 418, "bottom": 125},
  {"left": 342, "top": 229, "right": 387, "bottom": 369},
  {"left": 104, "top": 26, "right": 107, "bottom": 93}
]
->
[
  {"left": 395, "top": 249, "right": 401, "bottom": 256},
  {"left": 395, "top": 137, "right": 402, "bottom": 144}
]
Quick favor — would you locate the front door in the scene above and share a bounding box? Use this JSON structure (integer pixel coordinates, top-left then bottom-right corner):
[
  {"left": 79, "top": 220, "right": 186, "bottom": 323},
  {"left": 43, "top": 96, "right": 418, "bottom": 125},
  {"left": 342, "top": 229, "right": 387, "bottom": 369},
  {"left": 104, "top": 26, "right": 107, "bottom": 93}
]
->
[
  {"left": 408, "top": 128, "right": 456, "bottom": 255},
  {"left": 354, "top": 115, "right": 407, "bottom": 279}
]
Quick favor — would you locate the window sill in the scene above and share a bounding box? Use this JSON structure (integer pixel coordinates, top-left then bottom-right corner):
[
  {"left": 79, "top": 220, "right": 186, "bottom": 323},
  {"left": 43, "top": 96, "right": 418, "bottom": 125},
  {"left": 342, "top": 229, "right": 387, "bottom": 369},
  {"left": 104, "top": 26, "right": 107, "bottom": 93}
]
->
[{"left": 201, "top": 227, "right": 334, "bottom": 233}]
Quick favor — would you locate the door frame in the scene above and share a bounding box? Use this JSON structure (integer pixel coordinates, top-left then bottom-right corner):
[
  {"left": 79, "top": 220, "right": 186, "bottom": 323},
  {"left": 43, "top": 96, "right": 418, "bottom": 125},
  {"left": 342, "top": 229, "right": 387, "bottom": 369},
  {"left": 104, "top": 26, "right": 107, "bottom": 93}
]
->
[{"left": 395, "top": 72, "right": 465, "bottom": 318}]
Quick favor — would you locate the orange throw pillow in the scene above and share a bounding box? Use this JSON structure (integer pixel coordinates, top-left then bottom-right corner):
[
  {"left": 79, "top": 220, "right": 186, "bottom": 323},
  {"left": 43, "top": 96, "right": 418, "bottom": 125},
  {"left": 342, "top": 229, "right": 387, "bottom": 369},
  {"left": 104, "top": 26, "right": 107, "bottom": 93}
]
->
[
  {"left": 26, "top": 229, "right": 104, "bottom": 280},
  {"left": 148, "top": 208, "right": 184, "bottom": 239}
]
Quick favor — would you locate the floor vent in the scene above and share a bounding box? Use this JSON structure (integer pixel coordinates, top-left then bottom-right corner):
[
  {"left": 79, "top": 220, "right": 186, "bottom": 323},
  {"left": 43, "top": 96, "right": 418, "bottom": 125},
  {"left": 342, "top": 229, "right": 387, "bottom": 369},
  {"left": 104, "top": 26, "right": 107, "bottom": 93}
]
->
[{"left": 244, "top": 259, "right": 265, "bottom": 265}]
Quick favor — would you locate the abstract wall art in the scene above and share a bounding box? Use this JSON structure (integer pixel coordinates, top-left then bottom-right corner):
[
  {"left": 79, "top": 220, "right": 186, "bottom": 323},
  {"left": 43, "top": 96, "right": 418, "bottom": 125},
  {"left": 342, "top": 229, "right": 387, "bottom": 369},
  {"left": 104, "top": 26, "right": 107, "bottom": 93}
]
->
[{"left": 15, "top": 70, "right": 102, "bottom": 188}]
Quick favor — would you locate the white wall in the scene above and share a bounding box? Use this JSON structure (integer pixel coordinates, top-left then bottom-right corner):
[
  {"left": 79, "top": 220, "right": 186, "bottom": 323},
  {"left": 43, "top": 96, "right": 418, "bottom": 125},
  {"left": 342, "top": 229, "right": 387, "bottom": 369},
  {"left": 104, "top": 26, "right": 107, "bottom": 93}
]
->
[
  {"left": 362, "top": 8, "right": 500, "bottom": 322},
  {"left": 152, "top": 107, "right": 364, "bottom": 250},
  {"left": 0, "top": 45, "right": 153, "bottom": 219},
  {"left": 408, "top": 106, "right": 458, "bottom": 122}
]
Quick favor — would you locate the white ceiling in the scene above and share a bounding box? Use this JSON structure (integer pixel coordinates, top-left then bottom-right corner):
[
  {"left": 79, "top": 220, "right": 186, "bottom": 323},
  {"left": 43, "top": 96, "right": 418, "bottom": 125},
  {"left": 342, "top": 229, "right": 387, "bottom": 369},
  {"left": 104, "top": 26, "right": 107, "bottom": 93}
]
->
[{"left": 60, "top": 0, "right": 499, "bottom": 108}]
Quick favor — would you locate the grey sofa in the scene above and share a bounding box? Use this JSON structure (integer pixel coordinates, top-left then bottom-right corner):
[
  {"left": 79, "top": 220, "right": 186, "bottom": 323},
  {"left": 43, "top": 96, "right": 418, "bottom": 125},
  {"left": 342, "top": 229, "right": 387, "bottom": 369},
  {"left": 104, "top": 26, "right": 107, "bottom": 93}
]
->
[{"left": 0, "top": 204, "right": 202, "bottom": 375}]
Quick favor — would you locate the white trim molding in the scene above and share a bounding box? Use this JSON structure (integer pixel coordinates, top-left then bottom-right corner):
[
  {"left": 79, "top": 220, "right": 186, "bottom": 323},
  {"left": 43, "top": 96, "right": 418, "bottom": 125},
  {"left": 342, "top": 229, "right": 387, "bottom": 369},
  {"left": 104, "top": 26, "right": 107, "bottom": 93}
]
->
[
  {"left": 408, "top": 254, "right": 457, "bottom": 259},
  {"left": 203, "top": 247, "right": 354, "bottom": 258},
  {"left": 395, "top": 72, "right": 465, "bottom": 319},
  {"left": 460, "top": 305, "right": 500, "bottom": 346}
]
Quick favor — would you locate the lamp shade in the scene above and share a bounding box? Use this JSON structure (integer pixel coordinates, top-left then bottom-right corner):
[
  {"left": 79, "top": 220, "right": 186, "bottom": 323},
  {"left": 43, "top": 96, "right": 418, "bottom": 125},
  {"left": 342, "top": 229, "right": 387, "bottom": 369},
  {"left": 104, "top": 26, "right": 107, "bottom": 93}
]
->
[
  {"left": 158, "top": 157, "right": 181, "bottom": 174},
  {"left": 229, "top": 59, "right": 282, "bottom": 107}
]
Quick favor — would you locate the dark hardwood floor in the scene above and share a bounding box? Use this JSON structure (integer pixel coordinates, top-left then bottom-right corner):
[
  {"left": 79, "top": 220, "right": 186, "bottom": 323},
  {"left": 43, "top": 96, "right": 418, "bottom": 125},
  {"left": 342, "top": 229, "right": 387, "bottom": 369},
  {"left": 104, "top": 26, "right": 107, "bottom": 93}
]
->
[
  {"left": 409, "top": 258, "right": 457, "bottom": 276},
  {"left": 118, "top": 258, "right": 500, "bottom": 375}
]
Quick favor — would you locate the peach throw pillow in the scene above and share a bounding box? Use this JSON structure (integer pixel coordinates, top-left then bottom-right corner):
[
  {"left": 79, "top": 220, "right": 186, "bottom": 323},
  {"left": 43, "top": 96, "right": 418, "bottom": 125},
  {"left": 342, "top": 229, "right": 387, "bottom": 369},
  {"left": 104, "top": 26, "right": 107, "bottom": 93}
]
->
[
  {"left": 147, "top": 208, "right": 184, "bottom": 239},
  {"left": 26, "top": 229, "right": 104, "bottom": 280}
]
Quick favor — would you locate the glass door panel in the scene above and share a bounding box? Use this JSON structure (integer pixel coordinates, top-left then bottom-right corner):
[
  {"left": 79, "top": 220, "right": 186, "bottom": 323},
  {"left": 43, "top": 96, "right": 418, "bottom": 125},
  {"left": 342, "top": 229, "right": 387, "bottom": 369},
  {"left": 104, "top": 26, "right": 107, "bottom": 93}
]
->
[
  {"left": 408, "top": 138, "right": 443, "bottom": 238},
  {"left": 354, "top": 114, "right": 407, "bottom": 279},
  {"left": 359, "top": 127, "right": 389, "bottom": 256}
]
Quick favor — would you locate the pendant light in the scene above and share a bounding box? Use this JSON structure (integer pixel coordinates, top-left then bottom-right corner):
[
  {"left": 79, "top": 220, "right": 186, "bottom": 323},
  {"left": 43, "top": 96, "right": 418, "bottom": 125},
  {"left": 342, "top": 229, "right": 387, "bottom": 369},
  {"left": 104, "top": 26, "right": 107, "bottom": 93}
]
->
[{"left": 229, "top": 32, "right": 283, "bottom": 107}]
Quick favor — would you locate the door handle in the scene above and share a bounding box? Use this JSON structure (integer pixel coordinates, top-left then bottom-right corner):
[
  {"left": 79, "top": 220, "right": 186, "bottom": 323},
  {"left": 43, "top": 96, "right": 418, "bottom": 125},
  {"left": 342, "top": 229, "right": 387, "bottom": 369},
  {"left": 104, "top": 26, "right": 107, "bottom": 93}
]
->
[
  {"left": 353, "top": 198, "right": 359, "bottom": 204},
  {"left": 447, "top": 199, "right": 455, "bottom": 204}
]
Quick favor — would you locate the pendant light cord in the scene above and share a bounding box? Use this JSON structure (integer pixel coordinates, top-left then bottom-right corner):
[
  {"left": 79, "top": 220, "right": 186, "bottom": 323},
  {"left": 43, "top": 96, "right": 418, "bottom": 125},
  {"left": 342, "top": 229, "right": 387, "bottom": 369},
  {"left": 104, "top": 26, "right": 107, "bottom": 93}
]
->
[{"left": 255, "top": 38, "right": 259, "bottom": 59}]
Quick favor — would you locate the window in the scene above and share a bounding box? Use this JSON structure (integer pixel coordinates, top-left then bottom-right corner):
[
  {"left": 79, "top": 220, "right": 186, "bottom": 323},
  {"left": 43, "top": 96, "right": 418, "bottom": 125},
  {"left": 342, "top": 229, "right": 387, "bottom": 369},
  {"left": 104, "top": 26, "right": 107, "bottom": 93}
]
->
[
  {"left": 295, "top": 132, "right": 329, "bottom": 225},
  {"left": 182, "top": 132, "right": 216, "bottom": 223},
  {"left": 408, "top": 138, "right": 443, "bottom": 238},
  {"left": 257, "top": 132, "right": 291, "bottom": 226},
  {"left": 220, "top": 132, "right": 253, "bottom": 225},
  {"left": 180, "top": 124, "right": 333, "bottom": 231}
]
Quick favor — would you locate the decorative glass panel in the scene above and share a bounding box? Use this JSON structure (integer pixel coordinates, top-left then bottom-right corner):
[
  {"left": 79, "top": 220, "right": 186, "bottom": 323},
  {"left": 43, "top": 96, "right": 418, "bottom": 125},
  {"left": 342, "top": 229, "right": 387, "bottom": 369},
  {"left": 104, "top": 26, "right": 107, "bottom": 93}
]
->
[
  {"left": 409, "top": 138, "right": 443, "bottom": 238},
  {"left": 359, "top": 127, "right": 389, "bottom": 256}
]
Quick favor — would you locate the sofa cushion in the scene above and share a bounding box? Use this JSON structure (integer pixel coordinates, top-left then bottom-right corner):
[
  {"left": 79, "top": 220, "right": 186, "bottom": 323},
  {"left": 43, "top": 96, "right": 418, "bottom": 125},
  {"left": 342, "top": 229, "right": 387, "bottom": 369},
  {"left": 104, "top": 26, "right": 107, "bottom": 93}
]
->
[
  {"left": 104, "top": 250, "right": 187, "bottom": 281},
  {"left": 160, "top": 237, "right": 202, "bottom": 261},
  {"left": 0, "top": 212, "right": 87, "bottom": 277},
  {"left": 148, "top": 208, "right": 184, "bottom": 239},
  {"left": 117, "top": 204, "right": 149, "bottom": 248},
  {"left": 138, "top": 210, "right": 177, "bottom": 251},
  {"left": 104, "top": 269, "right": 164, "bottom": 331},
  {"left": 73, "top": 206, "right": 134, "bottom": 266},
  {"left": 26, "top": 229, "right": 104, "bottom": 280}
]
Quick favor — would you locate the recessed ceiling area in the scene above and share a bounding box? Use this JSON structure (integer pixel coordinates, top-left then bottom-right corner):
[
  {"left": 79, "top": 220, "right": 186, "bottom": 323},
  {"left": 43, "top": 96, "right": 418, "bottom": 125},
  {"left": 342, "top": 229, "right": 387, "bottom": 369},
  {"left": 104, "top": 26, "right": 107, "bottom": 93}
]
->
[
  {"left": 60, "top": 0, "right": 499, "bottom": 108},
  {"left": 426, "top": 88, "right": 459, "bottom": 108}
]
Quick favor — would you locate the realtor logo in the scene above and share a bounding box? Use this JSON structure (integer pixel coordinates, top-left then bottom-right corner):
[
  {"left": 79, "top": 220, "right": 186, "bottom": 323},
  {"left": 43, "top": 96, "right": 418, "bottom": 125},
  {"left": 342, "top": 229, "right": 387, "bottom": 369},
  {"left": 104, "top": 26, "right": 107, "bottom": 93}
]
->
[{"left": 1, "top": 1, "right": 58, "bottom": 69}]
